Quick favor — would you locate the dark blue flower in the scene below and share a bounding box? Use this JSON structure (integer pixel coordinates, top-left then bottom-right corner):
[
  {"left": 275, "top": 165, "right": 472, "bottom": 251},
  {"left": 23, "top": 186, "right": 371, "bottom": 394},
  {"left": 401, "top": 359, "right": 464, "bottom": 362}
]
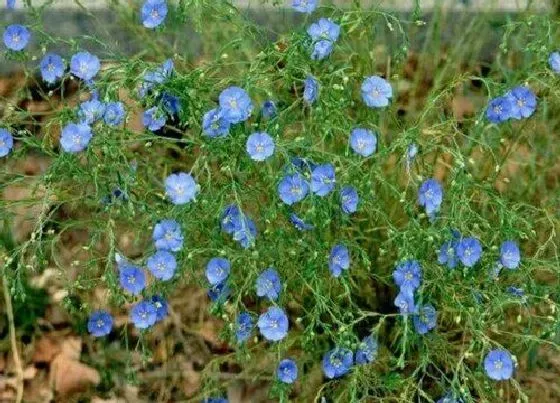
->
[
  {"left": 413, "top": 304, "right": 437, "bottom": 334},
  {"left": 257, "top": 306, "right": 289, "bottom": 341},
  {"left": 208, "top": 282, "right": 231, "bottom": 303},
  {"left": 236, "top": 312, "right": 254, "bottom": 343},
  {"left": 146, "top": 250, "right": 176, "bottom": 281},
  {"left": 205, "top": 257, "right": 231, "bottom": 286},
  {"left": 256, "top": 268, "right": 281, "bottom": 301},
  {"left": 104, "top": 101, "right": 126, "bottom": 126},
  {"left": 220, "top": 204, "right": 241, "bottom": 234},
  {"left": 290, "top": 156, "right": 317, "bottom": 173},
  {"left": 418, "top": 178, "right": 443, "bottom": 217},
  {"left": 119, "top": 264, "right": 146, "bottom": 295},
  {"left": 232, "top": 216, "right": 257, "bottom": 249},
  {"left": 202, "top": 108, "right": 231, "bottom": 138},
  {"left": 0, "top": 128, "right": 14, "bottom": 158},
  {"left": 261, "top": 100, "right": 277, "bottom": 118},
  {"left": 456, "top": 237, "right": 482, "bottom": 267},
  {"left": 289, "top": 213, "right": 314, "bottom": 231},
  {"left": 350, "top": 128, "right": 377, "bottom": 157},
  {"left": 340, "top": 185, "right": 359, "bottom": 214},
  {"left": 394, "top": 288, "right": 416, "bottom": 314},
  {"left": 3, "top": 24, "right": 30, "bottom": 51},
  {"left": 277, "top": 359, "right": 298, "bottom": 384},
  {"left": 292, "top": 0, "right": 317, "bottom": 13},
  {"left": 130, "top": 300, "right": 157, "bottom": 329},
  {"left": 7, "top": 0, "right": 16, "bottom": 9},
  {"left": 322, "top": 348, "right": 353, "bottom": 379},
  {"left": 438, "top": 239, "right": 459, "bottom": 269},
  {"left": 202, "top": 398, "right": 228, "bottom": 403},
  {"left": 361, "top": 76, "right": 392, "bottom": 108},
  {"left": 303, "top": 75, "right": 318, "bottom": 104},
  {"left": 549, "top": 51, "right": 560, "bottom": 73},
  {"left": 486, "top": 96, "right": 513, "bottom": 123},
  {"left": 60, "top": 123, "right": 92, "bottom": 153},
  {"left": 500, "top": 240, "right": 520, "bottom": 270},
  {"left": 140, "top": 59, "right": 173, "bottom": 97},
  {"left": 393, "top": 259, "right": 422, "bottom": 291},
  {"left": 246, "top": 132, "right": 275, "bottom": 161},
  {"left": 161, "top": 93, "right": 181, "bottom": 116},
  {"left": 311, "top": 163, "right": 335, "bottom": 196},
  {"left": 150, "top": 295, "right": 168, "bottom": 322},
  {"left": 141, "top": 0, "right": 168, "bottom": 29},
  {"left": 153, "top": 219, "right": 183, "bottom": 252},
  {"left": 87, "top": 310, "right": 113, "bottom": 337},
  {"left": 484, "top": 349, "right": 514, "bottom": 380},
  {"left": 355, "top": 335, "right": 378, "bottom": 364},
  {"left": 143, "top": 107, "right": 166, "bottom": 131},
  {"left": 218, "top": 86, "right": 253, "bottom": 124},
  {"left": 311, "top": 40, "right": 334, "bottom": 60},
  {"left": 278, "top": 173, "right": 309, "bottom": 205},
  {"left": 79, "top": 98, "right": 105, "bottom": 125},
  {"left": 165, "top": 172, "right": 197, "bottom": 205},
  {"left": 40, "top": 53, "right": 65, "bottom": 84},
  {"left": 506, "top": 86, "right": 537, "bottom": 120},
  {"left": 329, "top": 244, "right": 350, "bottom": 277},
  {"left": 70, "top": 51, "right": 100, "bottom": 81},
  {"left": 506, "top": 286, "right": 525, "bottom": 298}
]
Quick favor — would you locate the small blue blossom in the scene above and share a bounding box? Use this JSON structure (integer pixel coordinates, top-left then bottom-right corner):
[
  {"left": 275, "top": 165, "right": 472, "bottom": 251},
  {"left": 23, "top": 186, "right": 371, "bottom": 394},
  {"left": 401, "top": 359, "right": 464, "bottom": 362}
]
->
[
  {"left": 418, "top": 178, "right": 443, "bottom": 217},
  {"left": 103, "top": 101, "right": 126, "bottom": 126},
  {"left": 500, "top": 240, "right": 520, "bottom": 270},
  {"left": 311, "top": 40, "right": 334, "bottom": 60},
  {"left": 3, "top": 24, "right": 30, "bottom": 51},
  {"left": 220, "top": 204, "right": 241, "bottom": 234},
  {"left": 202, "top": 398, "right": 228, "bottom": 403},
  {"left": 202, "top": 108, "right": 231, "bottom": 138},
  {"left": 153, "top": 219, "right": 183, "bottom": 252},
  {"left": 261, "top": 100, "right": 277, "bottom": 118},
  {"left": 394, "top": 288, "right": 416, "bottom": 314},
  {"left": 79, "top": 98, "right": 105, "bottom": 125},
  {"left": 0, "top": 128, "right": 14, "bottom": 158},
  {"left": 140, "top": 59, "right": 173, "bottom": 97},
  {"left": 289, "top": 213, "right": 314, "bottom": 231},
  {"left": 246, "top": 132, "right": 275, "bottom": 161},
  {"left": 311, "top": 163, "right": 335, "bottom": 196},
  {"left": 506, "top": 286, "right": 525, "bottom": 298},
  {"left": 146, "top": 250, "right": 177, "bottom": 281},
  {"left": 257, "top": 306, "right": 289, "bottom": 341},
  {"left": 60, "top": 123, "right": 93, "bottom": 153},
  {"left": 355, "top": 335, "right": 378, "bottom": 365},
  {"left": 290, "top": 156, "right": 317, "bottom": 173},
  {"left": 413, "top": 304, "right": 437, "bottom": 335},
  {"left": 484, "top": 349, "right": 514, "bottom": 381},
  {"left": 340, "top": 185, "right": 359, "bottom": 214},
  {"left": 549, "top": 51, "right": 560, "bottom": 73},
  {"left": 141, "top": 0, "right": 168, "bottom": 29},
  {"left": 87, "top": 310, "right": 113, "bottom": 337},
  {"left": 278, "top": 173, "right": 309, "bottom": 205},
  {"left": 292, "top": 0, "right": 317, "bottom": 13},
  {"left": 256, "top": 268, "right": 281, "bottom": 301},
  {"left": 307, "top": 18, "right": 340, "bottom": 42},
  {"left": 329, "top": 244, "right": 350, "bottom": 278},
  {"left": 70, "top": 51, "right": 100, "bottom": 81},
  {"left": 232, "top": 216, "right": 257, "bottom": 249},
  {"left": 161, "top": 93, "right": 181, "bottom": 116},
  {"left": 322, "top": 348, "right": 353, "bottom": 379},
  {"left": 456, "top": 237, "right": 482, "bottom": 267},
  {"left": 205, "top": 257, "right": 231, "bottom": 286},
  {"left": 236, "top": 312, "right": 254, "bottom": 343},
  {"left": 406, "top": 143, "right": 418, "bottom": 172},
  {"left": 303, "top": 75, "right": 319, "bottom": 104},
  {"left": 218, "top": 86, "right": 253, "bottom": 124},
  {"left": 486, "top": 96, "right": 513, "bottom": 123},
  {"left": 438, "top": 240, "right": 459, "bottom": 269},
  {"left": 130, "top": 300, "right": 158, "bottom": 329},
  {"left": 143, "top": 107, "right": 166, "bottom": 131},
  {"left": 119, "top": 264, "right": 146, "bottom": 295},
  {"left": 150, "top": 295, "right": 168, "bottom": 322},
  {"left": 361, "top": 76, "right": 392, "bottom": 108},
  {"left": 506, "top": 86, "right": 537, "bottom": 120},
  {"left": 393, "top": 259, "right": 422, "bottom": 291},
  {"left": 208, "top": 282, "right": 231, "bottom": 303},
  {"left": 350, "top": 128, "right": 377, "bottom": 157},
  {"left": 40, "top": 53, "right": 65, "bottom": 84},
  {"left": 7, "top": 0, "right": 16, "bottom": 9},
  {"left": 165, "top": 172, "right": 197, "bottom": 205},
  {"left": 277, "top": 359, "right": 298, "bottom": 384}
]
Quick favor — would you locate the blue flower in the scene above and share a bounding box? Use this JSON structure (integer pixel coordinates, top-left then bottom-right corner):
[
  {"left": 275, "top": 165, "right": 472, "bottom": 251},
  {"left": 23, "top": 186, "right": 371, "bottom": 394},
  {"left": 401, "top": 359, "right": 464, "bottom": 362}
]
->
[
  {"left": 355, "top": 335, "right": 378, "bottom": 364},
  {"left": 418, "top": 178, "right": 443, "bottom": 217},
  {"left": 500, "top": 240, "right": 520, "bottom": 270},
  {"left": 486, "top": 96, "right": 513, "bottom": 123},
  {"left": 506, "top": 86, "right": 537, "bottom": 120},
  {"left": 483, "top": 349, "right": 514, "bottom": 380},
  {"left": 246, "top": 132, "right": 275, "bottom": 161},
  {"left": 70, "top": 51, "right": 100, "bottom": 81},
  {"left": 161, "top": 93, "right": 181, "bottom": 116},
  {"left": 40, "top": 53, "right": 65, "bottom": 84},
  {"left": 202, "top": 108, "right": 231, "bottom": 138},
  {"left": 140, "top": 59, "right": 174, "bottom": 97},
  {"left": 277, "top": 359, "right": 298, "bottom": 384},
  {"left": 236, "top": 312, "right": 254, "bottom": 343},
  {"left": 311, "top": 40, "right": 334, "bottom": 60},
  {"left": 165, "top": 172, "right": 197, "bottom": 205},
  {"left": 208, "top": 282, "right": 231, "bottom": 303},
  {"left": 350, "top": 128, "right": 377, "bottom": 157},
  {"left": 202, "top": 398, "right": 228, "bottom": 403},
  {"left": 278, "top": 173, "right": 309, "bottom": 205},
  {"left": 220, "top": 204, "right": 241, "bottom": 234},
  {"left": 292, "top": 0, "right": 317, "bottom": 13},
  {"left": 261, "top": 100, "right": 277, "bottom": 118},
  {"left": 413, "top": 304, "right": 437, "bottom": 335},
  {"left": 329, "top": 244, "right": 350, "bottom": 277},
  {"left": 118, "top": 264, "right": 146, "bottom": 295},
  {"left": 141, "top": 0, "right": 168, "bottom": 29},
  {"left": 506, "top": 286, "right": 525, "bottom": 298},
  {"left": 394, "top": 288, "right": 416, "bottom": 314},
  {"left": 79, "top": 98, "right": 105, "bottom": 125},
  {"left": 322, "top": 348, "right": 353, "bottom": 379},
  {"left": 549, "top": 51, "right": 560, "bottom": 73},
  {"left": 340, "top": 185, "right": 359, "bottom": 214},
  {"left": 130, "top": 300, "right": 157, "bottom": 329},
  {"left": 456, "top": 237, "right": 482, "bottom": 267},
  {"left": 289, "top": 213, "right": 314, "bottom": 231},
  {"left": 3, "top": 24, "right": 30, "bottom": 51},
  {"left": 311, "top": 163, "right": 335, "bottom": 196},
  {"left": 361, "top": 76, "right": 392, "bottom": 108},
  {"left": 393, "top": 259, "right": 422, "bottom": 291},
  {"left": 150, "top": 295, "right": 168, "bottom": 322},
  {"left": 7, "top": 0, "right": 16, "bottom": 9},
  {"left": 103, "top": 101, "right": 125, "bottom": 126},
  {"left": 0, "top": 128, "right": 14, "bottom": 158},
  {"left": 256, "top": 268, "right": 281, "bottom": 301},
  {"left": 143, "top": 107, "right": 166, "bottom": 131},
  {"left": 60, "top": 123, "right": 93, "bottom": 153},
  {"left": 218, "top": 86, "right": 253, "bottom": 124},
  {"left": 206, "top": 257, "right": 231, "bottom": 286},
  {"left": 290, "top": 156, "right": 317, "bottom": 173},
  {"left": 406, "top": 143, "right": 418, "bottom": 171},
  {"left": 232, "top": 216, "right": 257, "bottom": 249},
  {"left": 153, "top": 219, "right": 183, "bottom": 252},
  {"left": 307, "top": 18, "right": 340, "bottom": 42},
  {"left": 146, "top": 250, "right": 176, "bottom": 281},
  {"left": 438, "top": 240, "right": 459, "bottom": 269},
  {"left": 303, "top": 75, "right": 318, "bottom": 104},
  {"left": 257, "top": 306, "right": 289, "bottom": 341},
  {"left": 87, "top": 310, "right": 113, "bottom": 337}
]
